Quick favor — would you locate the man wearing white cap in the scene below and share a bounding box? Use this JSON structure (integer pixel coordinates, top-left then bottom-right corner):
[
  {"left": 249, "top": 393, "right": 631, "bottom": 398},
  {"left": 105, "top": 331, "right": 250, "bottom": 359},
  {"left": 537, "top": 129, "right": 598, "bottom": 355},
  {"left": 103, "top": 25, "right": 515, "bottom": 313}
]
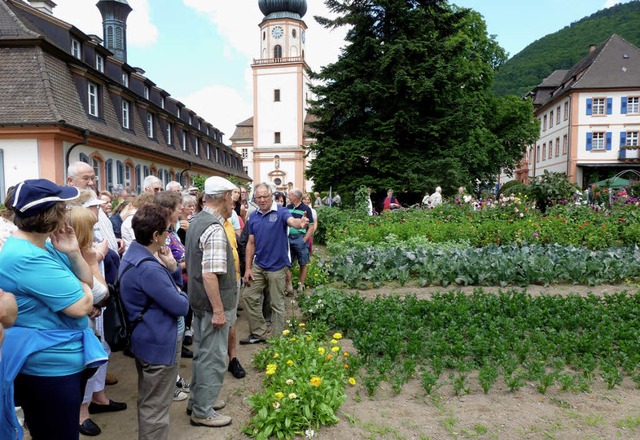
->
[{"left": 184, "top": 176, "right": 237, "bottom": 428}]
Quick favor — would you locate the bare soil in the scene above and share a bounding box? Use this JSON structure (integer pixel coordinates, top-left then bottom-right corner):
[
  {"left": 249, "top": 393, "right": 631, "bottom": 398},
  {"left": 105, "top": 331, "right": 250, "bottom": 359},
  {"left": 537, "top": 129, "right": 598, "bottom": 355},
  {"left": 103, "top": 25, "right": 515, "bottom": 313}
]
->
[{"left": 25, "top": 283, "right": 640, "bottom": 439}]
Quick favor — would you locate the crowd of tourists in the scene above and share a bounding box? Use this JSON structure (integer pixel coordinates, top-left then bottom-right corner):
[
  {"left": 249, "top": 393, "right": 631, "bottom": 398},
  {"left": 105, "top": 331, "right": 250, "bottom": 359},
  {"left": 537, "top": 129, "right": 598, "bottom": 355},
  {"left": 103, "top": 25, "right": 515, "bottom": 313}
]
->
[{"left": 0, "top": 162, "right": 315, "bottom": 440}]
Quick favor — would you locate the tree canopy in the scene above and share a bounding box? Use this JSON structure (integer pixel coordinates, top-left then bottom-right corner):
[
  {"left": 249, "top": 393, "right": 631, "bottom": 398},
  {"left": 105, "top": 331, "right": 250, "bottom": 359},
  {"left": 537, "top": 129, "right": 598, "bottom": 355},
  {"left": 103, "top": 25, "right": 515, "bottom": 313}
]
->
[{"left": 307, "top": 0, "right": 539, "bottom": 203}]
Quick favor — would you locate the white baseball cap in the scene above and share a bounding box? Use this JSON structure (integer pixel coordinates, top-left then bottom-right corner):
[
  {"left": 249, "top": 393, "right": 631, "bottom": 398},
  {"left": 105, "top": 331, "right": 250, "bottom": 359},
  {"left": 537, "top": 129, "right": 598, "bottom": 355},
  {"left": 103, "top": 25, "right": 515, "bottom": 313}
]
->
[{"left": 204, "top": 176, "right": 237, "bottom": 195}]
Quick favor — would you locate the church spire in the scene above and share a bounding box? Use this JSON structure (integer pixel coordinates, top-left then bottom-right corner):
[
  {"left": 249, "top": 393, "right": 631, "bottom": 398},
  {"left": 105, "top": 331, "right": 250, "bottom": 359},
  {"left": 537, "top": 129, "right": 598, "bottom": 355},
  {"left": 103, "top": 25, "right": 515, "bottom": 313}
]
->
[{"left": 96, "top": 0, "right": 132, "bottom": 63}]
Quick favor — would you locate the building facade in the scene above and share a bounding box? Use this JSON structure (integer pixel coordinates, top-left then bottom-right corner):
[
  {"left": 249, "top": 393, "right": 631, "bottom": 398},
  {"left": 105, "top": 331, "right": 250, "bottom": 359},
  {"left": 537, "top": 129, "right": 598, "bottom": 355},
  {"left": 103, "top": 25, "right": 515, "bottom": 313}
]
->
[
  {"left": 230, "top": 0, "right": 315, "bottom": 192},
  {"left": 0, "top": 0, "right": 247, "bottom": 202},
  {"left": 512, "top": 35, "right": 640, "bottom": 188}
]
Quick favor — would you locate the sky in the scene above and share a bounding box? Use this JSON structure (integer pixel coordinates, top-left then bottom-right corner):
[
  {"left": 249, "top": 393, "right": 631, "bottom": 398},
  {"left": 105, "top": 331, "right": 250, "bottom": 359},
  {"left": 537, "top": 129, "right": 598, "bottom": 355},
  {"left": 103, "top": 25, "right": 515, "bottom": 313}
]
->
[{"left": 52, "top": 0, "right": 633, "bottom": 144}]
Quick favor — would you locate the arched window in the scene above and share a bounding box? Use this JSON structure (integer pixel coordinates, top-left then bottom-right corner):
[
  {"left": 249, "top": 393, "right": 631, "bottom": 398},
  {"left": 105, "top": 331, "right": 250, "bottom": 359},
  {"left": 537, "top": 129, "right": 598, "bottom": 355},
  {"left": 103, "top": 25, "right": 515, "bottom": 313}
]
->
[
  {"left": 105, "top": 159, "right": 113, "bottom": 191},
  {"left": 274, "top": 45, "right": 282, "bottom": 59},
  {"left": 116, "top": 160, "right": 125, "bottom": 185},
  {"left": 116, "top": 27, "right": 123, "bottom": 49},
  {"left": 106, "top": 26, "right": 113, "bottom": 47},
  {"left": 79, "top": 153, "right": 90, "bottom": 164},
  {"left": 92, "top": 158, "right": 101, "bottom": 188}
]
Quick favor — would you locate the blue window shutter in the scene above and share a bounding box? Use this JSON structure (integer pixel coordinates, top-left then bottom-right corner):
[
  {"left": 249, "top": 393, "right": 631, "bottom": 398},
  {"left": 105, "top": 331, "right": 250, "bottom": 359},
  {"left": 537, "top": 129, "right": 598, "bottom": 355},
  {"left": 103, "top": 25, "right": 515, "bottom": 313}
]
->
[
  {"left": 586, "top": 98, "right": 593, "bottom": 115},
  {"left": 606, "top": 132, "right": 612, "bottom": 150},
  {"left": 621, "top": 97, "right": 628, "bottom": 114},
  {"left": 606, "top": 98, "right": 613, "bottom": 115},
  {"left": 620, "top": 132, "right": 627, "bottom": 147},
  {"left": 586, "top": 132, "right": 593, "bottom": 150}
]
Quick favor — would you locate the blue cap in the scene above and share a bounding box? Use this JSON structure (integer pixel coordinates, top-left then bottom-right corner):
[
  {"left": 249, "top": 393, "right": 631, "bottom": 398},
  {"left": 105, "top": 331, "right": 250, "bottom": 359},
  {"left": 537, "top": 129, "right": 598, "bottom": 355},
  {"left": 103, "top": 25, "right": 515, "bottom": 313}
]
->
[{"left": 12, "top": 179, "right": 80, "bottom": 217}]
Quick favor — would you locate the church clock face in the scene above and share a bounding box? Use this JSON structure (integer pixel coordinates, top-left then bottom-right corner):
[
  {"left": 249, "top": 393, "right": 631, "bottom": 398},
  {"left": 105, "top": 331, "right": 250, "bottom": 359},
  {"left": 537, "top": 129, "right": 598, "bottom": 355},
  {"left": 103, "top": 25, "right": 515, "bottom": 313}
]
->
[{"left": 272, "top": 26, "right": 284, "bottom": 39}]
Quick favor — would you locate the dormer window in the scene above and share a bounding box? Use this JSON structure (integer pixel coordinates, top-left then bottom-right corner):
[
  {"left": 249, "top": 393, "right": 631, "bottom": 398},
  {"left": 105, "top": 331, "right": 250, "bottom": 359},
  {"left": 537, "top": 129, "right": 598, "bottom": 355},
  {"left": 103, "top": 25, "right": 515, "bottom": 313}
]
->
[
  {"left": 122, "top": 73, "right": 129, "bottom": 87},
  {"left": 166, "top": 123, "right": 173, "bottom": 145},
  {"left": 144, "top": 86, "right": 150, "bottom": 100},
  {"left": 177, "top": 108, "right": 181, "bottom": 118},
  {"left": 147, "top": 113, "right": 154, "bottom": 138},
  {"left": 160, "top": 97, "right": 165, "bottom": 109},
  {"left": 189, "top": 115, "right": 193, "bottom": 125},
  {"left": 87, "top": 82, "right": 99, "bottom": 117},
  {"left": 194, "top": 137, "right": 200, "bottom": 156},
  {"left": 182, "top": 131, "right": 187, "bottom": 151},
  {"left": 71, "top": 38, "right": 81, "bottom": 59},
  {"left": 95, "top": 55, "right": 104, "bottom": 73}
]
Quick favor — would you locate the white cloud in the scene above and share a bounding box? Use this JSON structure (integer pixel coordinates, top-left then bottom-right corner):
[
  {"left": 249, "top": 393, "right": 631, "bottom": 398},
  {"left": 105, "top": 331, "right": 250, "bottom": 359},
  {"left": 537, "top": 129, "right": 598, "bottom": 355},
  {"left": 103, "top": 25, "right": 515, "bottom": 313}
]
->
[
  {"left": 53, "top": 0, "right": 158, "bottom": 47},
  {"left": 603, "top": 0, "right": 631, "bottom": 8},
  {"left": 178, "top": 85, "right": 253, "bottom": 141},
  {"left": 181, "top": 1, "right": 347, "bottom": 72}
]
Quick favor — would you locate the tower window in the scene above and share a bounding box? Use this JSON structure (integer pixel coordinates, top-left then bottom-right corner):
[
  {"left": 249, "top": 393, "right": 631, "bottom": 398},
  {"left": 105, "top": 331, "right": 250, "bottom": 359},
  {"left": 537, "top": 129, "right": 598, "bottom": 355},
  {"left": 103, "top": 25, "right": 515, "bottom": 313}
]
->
[
  {"left": 274, "top": 45, "right": 282, "bottom": 59},
  {"left": 274, "top": 132, "right": 281, "bottom": 144},
  {"left": 274, "top": 89, "right": 281, "bottom": 102},
  {"left": 292, "top": 29, "right": 297, "bottom": 38}
]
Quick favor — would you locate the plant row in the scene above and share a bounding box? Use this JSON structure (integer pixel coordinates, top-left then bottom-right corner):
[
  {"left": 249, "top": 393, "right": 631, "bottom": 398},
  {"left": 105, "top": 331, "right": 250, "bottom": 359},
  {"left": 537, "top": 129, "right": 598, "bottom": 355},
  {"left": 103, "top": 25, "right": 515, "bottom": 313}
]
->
[
  {"left": 322, "top": 239, "right": 640, "bottom": 287},
  {"left": 299, "top": 287, "right": 640, "bottom": 396},
  {"left": 315, "top": 203, "right": 640, "bottom": 249}
]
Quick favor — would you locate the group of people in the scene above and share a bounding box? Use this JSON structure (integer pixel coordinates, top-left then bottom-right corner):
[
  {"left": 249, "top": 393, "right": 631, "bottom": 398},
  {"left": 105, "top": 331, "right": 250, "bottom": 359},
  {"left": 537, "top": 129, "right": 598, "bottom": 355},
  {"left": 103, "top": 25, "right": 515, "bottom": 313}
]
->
[{"left": 0, "top": 161, "right": 316, "bottom": 439}]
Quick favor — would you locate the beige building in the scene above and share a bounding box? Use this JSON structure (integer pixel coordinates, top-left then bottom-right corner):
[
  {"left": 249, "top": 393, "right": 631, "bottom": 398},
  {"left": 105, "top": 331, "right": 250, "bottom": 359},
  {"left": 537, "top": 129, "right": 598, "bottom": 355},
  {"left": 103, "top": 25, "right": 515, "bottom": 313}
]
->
[{"left": 0, "top": 0, "right": 248, "bottom": 201}]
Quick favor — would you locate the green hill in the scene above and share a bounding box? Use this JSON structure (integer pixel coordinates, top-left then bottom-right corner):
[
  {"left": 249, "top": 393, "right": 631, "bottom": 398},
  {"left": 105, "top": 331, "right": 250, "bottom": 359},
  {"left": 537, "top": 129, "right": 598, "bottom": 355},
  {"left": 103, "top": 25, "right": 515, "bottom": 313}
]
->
[{"left": 491, "top": 0, "right": 640, "bottom": 97}]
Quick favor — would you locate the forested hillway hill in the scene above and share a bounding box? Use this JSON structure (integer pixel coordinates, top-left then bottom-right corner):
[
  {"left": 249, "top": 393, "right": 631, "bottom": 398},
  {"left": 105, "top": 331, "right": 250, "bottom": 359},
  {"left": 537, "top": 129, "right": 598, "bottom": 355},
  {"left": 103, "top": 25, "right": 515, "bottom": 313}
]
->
[{"left": 492, "top": 0, "right": 640, "bottom": 97}]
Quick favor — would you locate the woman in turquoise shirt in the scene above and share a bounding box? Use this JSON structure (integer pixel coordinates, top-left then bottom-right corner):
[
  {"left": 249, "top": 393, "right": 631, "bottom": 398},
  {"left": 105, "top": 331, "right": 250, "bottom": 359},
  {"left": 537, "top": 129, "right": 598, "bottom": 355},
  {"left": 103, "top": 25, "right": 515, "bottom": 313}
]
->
[{"left": 0, "top": 179, "right": 99, "bottom": 440}]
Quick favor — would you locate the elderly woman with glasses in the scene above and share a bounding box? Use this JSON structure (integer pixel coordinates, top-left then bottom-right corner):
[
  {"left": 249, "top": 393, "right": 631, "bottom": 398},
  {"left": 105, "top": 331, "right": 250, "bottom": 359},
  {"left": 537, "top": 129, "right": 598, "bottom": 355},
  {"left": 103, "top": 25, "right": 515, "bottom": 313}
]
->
[{"left": 119, "top": 204, "right": 189, "bottom": 440}]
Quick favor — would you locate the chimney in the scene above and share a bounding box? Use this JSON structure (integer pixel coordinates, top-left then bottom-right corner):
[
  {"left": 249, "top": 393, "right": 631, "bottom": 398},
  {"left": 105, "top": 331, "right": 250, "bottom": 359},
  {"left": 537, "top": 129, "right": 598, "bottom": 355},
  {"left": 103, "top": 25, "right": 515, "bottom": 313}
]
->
[
  {"left": 96, "top": 0, "right": 133, "bottom": 63},
  {"left": 29, "top": 0, "right": 56, "bottom": 15},
  {"left": 588, "top": 44, "right": 597, "bottom": 54}
]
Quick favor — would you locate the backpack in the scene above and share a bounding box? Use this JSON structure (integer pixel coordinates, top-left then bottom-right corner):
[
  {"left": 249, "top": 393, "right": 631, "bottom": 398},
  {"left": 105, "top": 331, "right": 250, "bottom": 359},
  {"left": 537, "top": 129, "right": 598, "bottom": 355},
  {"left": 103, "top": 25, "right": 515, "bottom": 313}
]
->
[{"left": 103, "top": 257, "right": 156, "bottom": 352}]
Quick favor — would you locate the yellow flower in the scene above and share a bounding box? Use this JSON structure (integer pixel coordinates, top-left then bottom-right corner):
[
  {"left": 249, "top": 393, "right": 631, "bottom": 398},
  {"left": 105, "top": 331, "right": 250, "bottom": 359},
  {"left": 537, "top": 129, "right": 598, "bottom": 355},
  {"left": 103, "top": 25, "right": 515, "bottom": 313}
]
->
[
  {"left": 317, "top": 347, "right": 325, "bottom": 355},
  {"left": 344, "top": 364, "right": 349, "bottom": 369},
  {"left": 325, "top": 354, "right": 333, "bottom": 361},
  {"left": 288, "top": 393, "right": 297, "bottom": 399},
  {"left": 273, "top": 353, "right": 279, "bottom": 359},
  {"left": 349, "top": 377, "right": 357, "bottom": 386},
  {"left": 282, "top": 329, "right": 290, "bottom": 336},
  {"left": 331, "top": 346, "right": 340, "bottom": 353},
  {"left": 289, "top": 337, "right": 296, "bottom": 342},
  {"left": 299, "top": 323, "right": 305, "bottom": 328},
  {"left": 273, "top": 401, "right": 281, "bottom": 409},
  {"left": 306, "top": 336, "right": 312, "bottom": 342},
  {"left": 333, "top": 332, "right": 343, "bottom": 340},
  {"left": 286, "top": 360, "right": 294, "bottom": 367},
  {"left": 266, "top": 364, "right": 277, "bottom": 375},
  {"left": 286, "top": 379, "right": 294, "bottom": 385},
  {"left": 275, "top": 392, "right": 285, "bottom": 399},
  {"left": 331, "top": 339, "right": 338, "bottom": 344},
  {"left": 343, "top": 352, "right": 349, "bottom": 357},
  {"left": 309, "top": 376, "right": 322, "bottom": 387}
]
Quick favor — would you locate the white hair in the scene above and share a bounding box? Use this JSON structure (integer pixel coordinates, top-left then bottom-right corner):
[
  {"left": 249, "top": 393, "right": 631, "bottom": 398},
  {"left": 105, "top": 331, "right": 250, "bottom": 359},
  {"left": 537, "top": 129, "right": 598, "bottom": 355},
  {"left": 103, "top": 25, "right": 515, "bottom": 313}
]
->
[{"left": 143, "top": 175, "right": 162, "bottom": 189}]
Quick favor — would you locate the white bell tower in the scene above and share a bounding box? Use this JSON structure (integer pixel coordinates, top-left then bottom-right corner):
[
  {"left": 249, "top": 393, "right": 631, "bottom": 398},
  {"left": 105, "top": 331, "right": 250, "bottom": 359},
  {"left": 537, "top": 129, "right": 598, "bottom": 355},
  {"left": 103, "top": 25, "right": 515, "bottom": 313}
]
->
[{"left": 250, "top": 0, "right": 312, "bottom": 192}]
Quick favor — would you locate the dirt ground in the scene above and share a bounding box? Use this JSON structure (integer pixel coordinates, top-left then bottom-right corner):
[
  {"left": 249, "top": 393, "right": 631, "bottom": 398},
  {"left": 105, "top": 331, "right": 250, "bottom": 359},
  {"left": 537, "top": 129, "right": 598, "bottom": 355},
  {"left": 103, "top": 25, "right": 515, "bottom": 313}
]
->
[{"left": 25, "top": 283, "right": 640, "bottom": 439}]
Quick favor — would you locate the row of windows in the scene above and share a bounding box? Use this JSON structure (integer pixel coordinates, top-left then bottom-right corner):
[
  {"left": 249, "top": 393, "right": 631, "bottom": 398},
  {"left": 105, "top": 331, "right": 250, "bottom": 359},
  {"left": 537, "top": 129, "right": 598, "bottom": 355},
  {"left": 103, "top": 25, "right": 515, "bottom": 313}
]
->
[
  {"left": 531, "top": 131, "right": 640, "bottom": 164},
  {"left": 586, "top": 131, "right": 639, "bottom": 151},
  {"left": 541, "top": 101, "right": 569, "bottom": 131},
  {"left": 533, "top": 135, "right": 569, "bottom": 163},
  {"left": 80, "top": 154, "right": 196, "bottom": 194},
  {"left": 85, "top": 81, "right": 241, "bottom": 170},
  {"left": 71, "top": 37, "right": 222, "bottom": 143},
  {"left": 586, "top": 97, "right": 639, "bottom": 116}
]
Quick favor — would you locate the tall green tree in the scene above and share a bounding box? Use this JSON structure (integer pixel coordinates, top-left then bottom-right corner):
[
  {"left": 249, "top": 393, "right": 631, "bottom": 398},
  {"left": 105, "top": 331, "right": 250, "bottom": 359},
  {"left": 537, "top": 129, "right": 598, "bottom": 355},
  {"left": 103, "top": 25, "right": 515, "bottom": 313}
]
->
[{"left": 307, "top": 0, "right": 539, "bottom": 203}]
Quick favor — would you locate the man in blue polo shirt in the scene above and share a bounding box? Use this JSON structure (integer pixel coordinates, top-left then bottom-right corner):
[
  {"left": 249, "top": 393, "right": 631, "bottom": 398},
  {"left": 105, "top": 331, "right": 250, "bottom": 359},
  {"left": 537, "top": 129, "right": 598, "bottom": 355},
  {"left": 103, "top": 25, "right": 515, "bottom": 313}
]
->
[
  {"left": 240, "top": 183, "right": 309, "bottom": 344},
  {"left": 284, "top": 188, "right": 314, "bottom": 295}
]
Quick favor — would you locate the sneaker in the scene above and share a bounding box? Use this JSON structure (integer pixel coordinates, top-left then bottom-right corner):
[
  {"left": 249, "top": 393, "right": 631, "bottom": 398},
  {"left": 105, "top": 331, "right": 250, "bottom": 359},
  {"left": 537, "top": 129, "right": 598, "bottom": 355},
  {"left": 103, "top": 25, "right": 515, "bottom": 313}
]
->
[
  {"left": 173, "top": 389, "right": 188, "bottom": 402},
  {"left": 190, "top": 412, "right": 232, "bottom": 427},
  {"left": 228, "top": 358, "right": 246, "bottom": 379},
  {"left": 181, "top": 345, "right": 194, "bottom": 358},
  {"left": 239, "top": 334, "right": 266, "bottom": 345},
  {"left": 176, "top": 375, "right": 191, "bottom": 393},
  {"left": 186, "top": 399, "right": 225, "bottom": 416}
]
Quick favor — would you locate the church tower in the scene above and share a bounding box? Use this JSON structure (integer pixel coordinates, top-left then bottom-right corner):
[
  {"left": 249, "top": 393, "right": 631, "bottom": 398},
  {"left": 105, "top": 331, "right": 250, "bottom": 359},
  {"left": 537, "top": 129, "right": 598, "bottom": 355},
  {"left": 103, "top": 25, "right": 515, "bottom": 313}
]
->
[
  {"left": 232, "top": 0, "right": 313, "bottom": 192},
  {"left": 96, "top": 0, "right": 132, "bottom": 63}
]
